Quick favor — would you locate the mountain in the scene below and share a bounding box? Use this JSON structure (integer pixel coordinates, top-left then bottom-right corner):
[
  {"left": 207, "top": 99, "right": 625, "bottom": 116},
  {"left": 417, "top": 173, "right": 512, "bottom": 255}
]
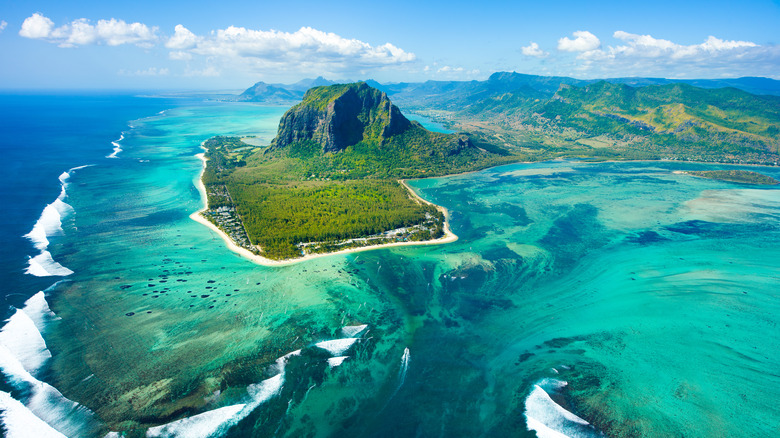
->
[
  {"left": 448, "top": 79, "right": 780, "bottom": 164},
  {"left": 287, "top": 76, "right": 336, "bottom": 91},
  {"left": 236, "top": 76, "right": 336, "bottom": 103},
  {"left": 236, "top": 81, "right": 299, "bottom": 103},
  {"left": 271, "top": 82, "right": 411, "bottom": 153},
  {"left": 542, "top": 81, "right": 780, "bottom": 155},
  {"left": 266, "top": 82, "right": 509, "bottom": 177},
  {"left": 379, "top": 72, "right": 780, "bottom": 115},
  {"left": 201, "top": 82, "right": 513, "bottom": 260}
]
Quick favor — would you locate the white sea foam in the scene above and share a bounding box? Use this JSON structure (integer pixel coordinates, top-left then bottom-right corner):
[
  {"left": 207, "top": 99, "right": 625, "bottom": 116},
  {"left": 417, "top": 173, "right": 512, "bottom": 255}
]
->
[
  {"left": 524, "top": 379, "right": 602, "bottom": 438},
  {"left": 26, "top": 251, "right": 74, "bottom": 277},
  {"left": 246, "top": 373, "right": 284, "bottom": 408},
  {"left": 0, "top": 391, "right": 67, "bottom": 438},
  {"left": 22, "top": 291, "right": 60, "bottom": 332},
  {"left": 315, "top": 338, "right": 358, "bottom": 356},
  {"left": 24, "top": 167, "right": 83, "bottom": 276},
  {"left": 106, "top": 134, "right": 125, "bottom": 158},
  {"left": 399, "top": 347, "right": 410, "bottom": 386},
  {"left": 146, "top": 404, "right": 246, "bottom": 438},
  {"left": 0, "top": 294, "right": 100, "bottom": 437},
  {"left": 0, "top": 309, "right": 52, "bottom": 376},
  {"left": 327, "top": 356, "right": 349, "bottom": 368},
  {"left": 0, "top": 345, "right": 98, "bottom": 437},
  {"left": 106, "top": 143, "right": 122, "bottom": 158},
  {"left": 145, "top": 351, "right": 295, "bottom": 437},
  {"left": 382, "top": 347, "right": 411, "bottom": 411},
  {"left": 341, "top": 324, "right": 368, "bottom": 337},
  {"left": 24, "top": 199, "right": 72, "bottom": 252}
]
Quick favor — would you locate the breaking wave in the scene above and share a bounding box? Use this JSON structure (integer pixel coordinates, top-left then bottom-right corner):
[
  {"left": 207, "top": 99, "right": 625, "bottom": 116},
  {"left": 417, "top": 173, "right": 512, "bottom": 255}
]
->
[
  {"left": 327, "top": 356, "right": 349, "bottom": 368},
  {"left": 106, "top": 133, "right": 125, "bottom": 158},
  {"left": 524, "top": 378, "right": 603, "bottom": 438},
  {"left": 315, "top": 338, "right": 358, "bottom": 356},
  {"left": 26, "top": 251, "right": 74, "bottom": 277},
  {"left": 145, "top": 350, "right": 297, "bottom": 437},
  {"left": 23, "top": 167, "right": 89, "bottom": 276},
  {"left": 145, "top": 404, "right": 246, "bottom": 438},
  {"left": 0, "top": 292, "right": 101, "bottom": 437},
  {"left": 341, "top": 324, "right": 368, "bottom": 337},
  {"left": 0, "top": 391, "right": 67, "bottom": 438}
]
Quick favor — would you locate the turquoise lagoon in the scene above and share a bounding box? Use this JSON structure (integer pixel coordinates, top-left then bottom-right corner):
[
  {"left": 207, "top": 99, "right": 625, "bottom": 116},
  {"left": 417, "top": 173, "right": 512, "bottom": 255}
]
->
[{"left": 1, "top": 98, "right": 779, "bottom": 437}]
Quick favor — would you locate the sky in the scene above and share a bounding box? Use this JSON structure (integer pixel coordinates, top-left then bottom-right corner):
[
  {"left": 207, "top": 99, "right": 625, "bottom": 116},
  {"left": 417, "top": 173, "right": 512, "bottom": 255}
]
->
[{"left": 2, "top": 0, "right": 780, "bottom": 90}]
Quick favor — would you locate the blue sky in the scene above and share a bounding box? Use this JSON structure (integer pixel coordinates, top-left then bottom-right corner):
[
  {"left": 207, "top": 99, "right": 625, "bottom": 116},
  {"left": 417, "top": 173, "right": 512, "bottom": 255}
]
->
[{"left": 2, "top": 0, "right": 780, "bottom": 89}]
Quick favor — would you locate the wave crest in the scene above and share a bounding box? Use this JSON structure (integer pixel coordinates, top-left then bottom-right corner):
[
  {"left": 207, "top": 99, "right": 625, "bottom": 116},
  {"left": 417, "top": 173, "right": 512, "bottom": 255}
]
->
[
  {"left": 23, "top": 167, "right": 87, "bottom": 277},
  {"left": 524, "top": 378, "right": 603, "bottom": 438}
]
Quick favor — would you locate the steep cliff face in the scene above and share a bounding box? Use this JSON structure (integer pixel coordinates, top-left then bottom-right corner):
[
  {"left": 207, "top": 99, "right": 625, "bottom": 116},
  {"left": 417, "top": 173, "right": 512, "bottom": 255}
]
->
[{"left": 271, "top": 82, "right": 411, "bottom": 153}]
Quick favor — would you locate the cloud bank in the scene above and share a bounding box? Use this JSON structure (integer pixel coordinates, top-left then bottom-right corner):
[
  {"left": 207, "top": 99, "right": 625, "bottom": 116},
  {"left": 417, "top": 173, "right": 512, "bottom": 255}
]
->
[
  {"left": 19, "top": 13, "right": 157, "bottom": 47},
  {"left": 526, "top": 29, "right": 780, "bottom": 79},
  {"left": 165, "top": 24, "right": 416, "bottom": 74},
  {"left": 577, "top": 31, "right": 778, "bottom": 78}
]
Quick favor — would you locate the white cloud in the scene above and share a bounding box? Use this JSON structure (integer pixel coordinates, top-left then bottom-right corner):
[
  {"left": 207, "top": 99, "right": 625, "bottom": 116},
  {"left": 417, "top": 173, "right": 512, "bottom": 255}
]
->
[
  {"left": 572, "top": 31, "right": 779, "bottom": 79},
  {"left": 19, "top": 13, "right": 54, "bottom": 39},
  {"left": 521, "top": 42, "right": 547, "bottom": 58},
  {"left": 558, "top": 30, "right": 601, "bottom": 52},
  {"left": 118, "top": 67, "right": 169, "bottom": 76},
  {"left": 19, "top": 13, "right": 157, "bottom": 47},
  {"left": 166, "top": 24, "right": 199, "bottom": 50},
  {"left": 169, "top": 25, "right": 415, "bottom": 74},
  {"left": 0, "top": 20, "right": 8, "bottom": 33},
  {"left": 607, "top": 31, "right": 757, "bottom": 59}
]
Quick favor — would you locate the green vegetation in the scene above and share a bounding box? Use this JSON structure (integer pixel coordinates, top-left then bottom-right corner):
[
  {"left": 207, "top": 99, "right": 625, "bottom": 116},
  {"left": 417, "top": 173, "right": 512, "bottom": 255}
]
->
[
  {"left": 683, "top": 169, "right": 779, "bottom": 185},
  {"left": 202, "top": 136, "right": 449, "bottom": 260},
  {"left": 392, "top": 75, "right": 780, "bottom": 166},
  {"left": 200, "top": 83, "right": 511, "bottom": 260},
  {"left": 203, "top": 79, "right": 780, "bottom": 260}
]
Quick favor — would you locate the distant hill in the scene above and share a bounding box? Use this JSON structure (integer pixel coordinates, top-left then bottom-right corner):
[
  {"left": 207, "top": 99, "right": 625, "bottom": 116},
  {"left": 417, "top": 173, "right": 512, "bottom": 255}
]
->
[
  {"left": 540, "top": 81, "right": 780, "bottom": 160},
  {"left": 379, "top": 72, "right": 780, "bottom": 112},
  {"left": 237, "top": 76, "right": 336, "bottom": 103},
  {"left": 237, "top": 73, "right": 780, "bottom": 107}
]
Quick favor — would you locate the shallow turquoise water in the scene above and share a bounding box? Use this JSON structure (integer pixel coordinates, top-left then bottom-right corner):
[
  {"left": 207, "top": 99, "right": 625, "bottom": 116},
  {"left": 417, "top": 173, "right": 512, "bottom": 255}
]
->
[{"left": 3, "top": 100, "right": 779, "bottom": 437}]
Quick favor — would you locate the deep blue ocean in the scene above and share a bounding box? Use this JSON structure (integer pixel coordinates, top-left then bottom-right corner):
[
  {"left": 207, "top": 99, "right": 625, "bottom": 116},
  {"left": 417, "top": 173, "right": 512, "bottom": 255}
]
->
[
  {"left": 0, "top": 93, "right": 778, "bottom": 437},
  {"left": 0, "top": 93, "right": 179, "bottom": 315}
]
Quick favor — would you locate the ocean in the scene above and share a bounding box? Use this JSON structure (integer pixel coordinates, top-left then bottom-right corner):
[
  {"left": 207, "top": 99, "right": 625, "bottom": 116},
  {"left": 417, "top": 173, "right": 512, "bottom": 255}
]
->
[{"left": 0, "top": 93, "right": 778, "bottom": 437}]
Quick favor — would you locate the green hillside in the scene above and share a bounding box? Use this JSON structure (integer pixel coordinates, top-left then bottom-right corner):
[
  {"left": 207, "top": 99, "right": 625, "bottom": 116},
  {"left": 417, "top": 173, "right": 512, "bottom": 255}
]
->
[
  {"left": 401, "top": 76, "right": 780, "bottom": 165},
  {"left": 201, "top": 83, "right": 512, "bottom": 260}
]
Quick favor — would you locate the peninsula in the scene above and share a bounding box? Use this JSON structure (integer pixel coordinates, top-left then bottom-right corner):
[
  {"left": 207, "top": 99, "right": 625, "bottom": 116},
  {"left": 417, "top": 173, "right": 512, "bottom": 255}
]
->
[
  {"left": 196, "top": 76, "right": 780, "bottom": 263},
  {"left": 196, "top": 82, "right": 511, "bottom": 262}
]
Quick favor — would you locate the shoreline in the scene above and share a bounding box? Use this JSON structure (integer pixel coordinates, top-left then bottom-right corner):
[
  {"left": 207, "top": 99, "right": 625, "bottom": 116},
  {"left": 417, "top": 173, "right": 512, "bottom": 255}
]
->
[
  {"left": 190, "top": 147, "right": 774, "bottom": 267},
  {"left": 189, "top": 151, "right": 459, "bottom": 267}
]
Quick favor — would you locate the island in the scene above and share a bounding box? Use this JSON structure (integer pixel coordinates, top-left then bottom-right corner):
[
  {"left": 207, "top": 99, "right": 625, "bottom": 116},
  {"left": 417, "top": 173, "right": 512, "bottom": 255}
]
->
[
  {"left": 194, "top": 82, "right": 513, "bottom": 262},
  {"left": 679, "top": 169, "right": 779, "bottom": 185}
]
